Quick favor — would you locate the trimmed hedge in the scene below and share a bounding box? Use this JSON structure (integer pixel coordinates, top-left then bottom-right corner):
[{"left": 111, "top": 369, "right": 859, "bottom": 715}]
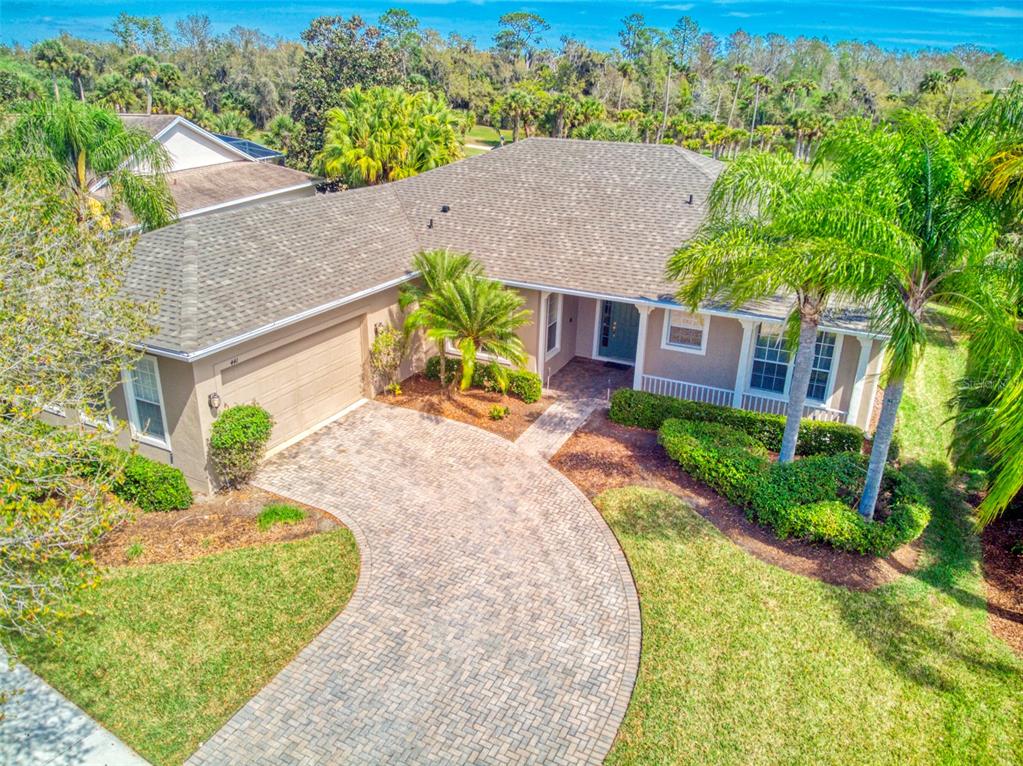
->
[
  {"left": 610, "top": 388, "right": 864, "bottom": 457},
  {"left": 657, "top": 417, "right": 929, "bottom": 556},
  {"left": 76, "top": 443, "right": 192, "bottom": 512},
  {"left": 423, "top": 355, "right": 542, "bottom": 404},
  {"left": 209, "top": 405, "right": 274, "bottom": 488}
]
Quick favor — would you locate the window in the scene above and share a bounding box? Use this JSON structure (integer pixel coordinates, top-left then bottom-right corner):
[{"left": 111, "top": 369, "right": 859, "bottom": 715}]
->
[
  {"left": 544, "top": 293, "right": 561, "bottom": 357},
  {"left": 663, "top": 310, "right": 706, "bottom": 353},
  {"left": 749, "top": 326, "right": 789, "bottom": 394},
  {"left": 124, "top": 356, "right": 168, "bottom": 445},
  {"left": 807, "top": 332, "right": 837, "bottom": 402}
]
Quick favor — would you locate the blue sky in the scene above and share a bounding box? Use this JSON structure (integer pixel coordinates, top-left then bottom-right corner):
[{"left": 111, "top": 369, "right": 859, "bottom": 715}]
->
[{"left": 5, "top": 0, "right": 1023, "bottom": 56}]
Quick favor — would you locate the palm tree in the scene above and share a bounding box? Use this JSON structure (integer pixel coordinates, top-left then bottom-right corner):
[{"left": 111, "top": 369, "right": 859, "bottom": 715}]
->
[
  {"left": 32, "top": 40, "right": 70, "bottom": 101},
  {"left": 667, "top": 149, "right": 901, "bottom": 463},
  {"left": 413, "top": 275, "right": 531, "bottom": 392},
  {"left": 503, "top": 89, "right": 534, "bottom": 142},
  {"left": 974, "top": 82, "right": 1023, "bottom": 209},
  {"left": 0, "top": 99, "right": 176, "bottom": 230},
  {"left": 727, "top": 64, "right": 750, "bottom": 128},
  {"left": 748, "top": 75, "right": 773, "bottom": 148},
  {"left": 817, "top": 112, "right": 1015, "bottom": 519},
  {"left": 918, "top": 70, "right": 945, "bottom": 96},
  {"left": 65, "top": 53, "right": 92, "bottom": 102},
  {"left": 93, "top": 73, "right": 136, "bottom": 113},
  {"left": 125, "top": 54, "right": 159, "bottom": 115},
  {"left": 550, "top": 93, "right": 575, "bottom": 138},
  {"left": 944, "top": 66, "right": 967, "bottom": 126},
  {"left": 616, "top": 61, "right": 635, "bottom": 111},
  {"left": 787, "top": 109, "right": 814, "bottom": 161},
  {"left": 400, "top": 250, "right": 484, "bottom": 394}
]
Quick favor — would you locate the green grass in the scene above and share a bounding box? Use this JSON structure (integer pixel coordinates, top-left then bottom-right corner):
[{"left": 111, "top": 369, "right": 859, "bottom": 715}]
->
[
  {"left": 257, "top": 502, "right": 305, "bottom": 531},
  {"left": 603, "top": 334, "right": 1023, "bottom": 765},
  {"left": 12, "top": 530, "right": 359, "bottom": 765},
  {"left": 464, "top": 123, "right": 512, "bottom": 147}
]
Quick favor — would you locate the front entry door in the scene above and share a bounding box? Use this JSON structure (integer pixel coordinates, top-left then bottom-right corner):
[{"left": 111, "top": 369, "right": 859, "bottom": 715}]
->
[{"left": 598, "top": 301, "right": 640, "bottom": 363}]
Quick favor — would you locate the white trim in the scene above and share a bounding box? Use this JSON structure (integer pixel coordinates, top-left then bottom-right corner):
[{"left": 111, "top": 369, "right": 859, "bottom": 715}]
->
[
  {"left": 632, "top": 304, "right": 653, "bottom": 389},
  {"left": 822, "top": 333, "right": 845, "bottom": 409},
  {"left": 263, "top": 398, "right": 367, "bottom": 460},
  {"left": 732, "top": 320, "right": 755, "bottom": 407},
  {"left": 151, "top": 115, "right": 256, "bottom": 163},
  {"left": 591, "top": 299, "right": 638, "bottom": 364},
  {"left": 177, "top": 181, "right": 318, "bottom": 220},
  {"left": 846, "top": 337, "right": 873, "bottom": 426},
  {"left": 543, "top": 292, "right": 563, "bottom": 361},
  {"left": 122, "top": 355, "right": 171, "bottom": 450},
  {"left": 862, "top": 341, "right": 885, "bottom": 433},
  {"left": 660, "top": 308, "right": 709, "bottom": 355}
]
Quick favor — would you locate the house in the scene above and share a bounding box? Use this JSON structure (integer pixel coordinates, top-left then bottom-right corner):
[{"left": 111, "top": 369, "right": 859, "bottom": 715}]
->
[
  {"left": 81, "top": 138, "right": 886, "bottom": 492},
  {"left": 113, "top": 114, "right": 318, "bottom": 221}
]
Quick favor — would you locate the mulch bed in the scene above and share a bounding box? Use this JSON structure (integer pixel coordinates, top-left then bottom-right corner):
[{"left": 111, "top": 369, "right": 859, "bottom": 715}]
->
[
  {"left": 377, "top": 373, "right": 552, "bottom": 440},
  {"left": 96, "top": 487, "right": 338, "bottom": 567},
  {"left": 981, "top": 511, "right": 1023, "bottom": 656},
  {"left": 550, "top": 409, "right": 920, "bottom": 591}
]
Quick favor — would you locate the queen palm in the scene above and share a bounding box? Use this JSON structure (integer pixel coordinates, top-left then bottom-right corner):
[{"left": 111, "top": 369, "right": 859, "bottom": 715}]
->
[
  {"left": 0, "top": 99, "right": 176, "bottom": 230},
  {"left": 411, "top": 275, "right": 531, "bottom": 393},
  {"left": 817, "top": 112, "right": 1016, "bottom": 519},
  {"left": 400, "top": 250, "right": 483, "bottom": 393},
  {"left": 668, "top": 149, "right": 904, "bottom": 463}
]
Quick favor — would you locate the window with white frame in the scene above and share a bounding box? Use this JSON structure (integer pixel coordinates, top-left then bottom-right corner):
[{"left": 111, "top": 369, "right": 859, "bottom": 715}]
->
[
  {"left": 749, "top": 326, "right": 790, "bottom": 394},
  {"left": 545, "top": 293, "right": 561, "bottom": 357},
  {"left": 125, "top": 356, "right": 168, "bottom": 444},
  {"left": 663, "top": 310, "right": 706, "bottom": 352},
  {"left": 806, "top": 332, "right": 837, "bottom": 402}
]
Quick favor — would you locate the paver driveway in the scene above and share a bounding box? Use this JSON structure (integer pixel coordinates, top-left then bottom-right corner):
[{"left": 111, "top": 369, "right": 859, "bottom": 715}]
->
[{"left": 187, "top": 401, "right": 639, "bottom": 766}]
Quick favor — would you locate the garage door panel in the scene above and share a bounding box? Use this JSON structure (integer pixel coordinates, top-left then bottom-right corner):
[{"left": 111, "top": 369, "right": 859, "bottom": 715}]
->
[{"left": 220, "top": 318, "right": 365, "bottom": 448}]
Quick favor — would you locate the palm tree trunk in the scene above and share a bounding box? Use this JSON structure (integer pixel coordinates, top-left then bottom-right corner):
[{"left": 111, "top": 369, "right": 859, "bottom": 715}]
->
[
  {"left": 657, "top": 64, "right": 672, "bottom": 143},
  {"left": 713, "top": 86, "right": 723, "bottom": 122},
  {"left": 77, "top": 77, "right": 85, "bottom": 101},
  {"left": 617, "top": 78, "right": 626, "bottom": 111},
  {"left": 858, "top": 377, "right": 905, "bottom": 519},
  {"left": 748, "top": 88, "right": 760, "bottom": 149},
  {"left": 52, "top": 73, "right": 59, "bottom": 101},
  {"left": 778, "top": 315, "right": 819, "bottom": 463},
  {"left": 146, "top": 86, "right": 153, "bottom": 115},
  {"left": 945, "top": 85, "right": 957, "bottom": 125},
  {"left": 512, "top": 115, "right": 520, "bottom": 142},
  {"left": 727, "top": 79, "right": 741, "bottom": 127}
]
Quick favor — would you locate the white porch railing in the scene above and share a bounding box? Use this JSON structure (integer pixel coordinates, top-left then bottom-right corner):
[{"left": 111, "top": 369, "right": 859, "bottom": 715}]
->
[
  {"left": 640, "top": 374, "right": 847, "bottom": 423},
  {"left": 640, "top": 374, "right": 733, "bottom": 407}
]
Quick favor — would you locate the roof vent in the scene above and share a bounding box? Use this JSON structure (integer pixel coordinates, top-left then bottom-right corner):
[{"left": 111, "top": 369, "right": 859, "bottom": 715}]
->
[
  {"left": 427, "top": 218, "right": 434, "bottom": 229},
  {"left": 440, "top": 204, "right": 451, "bottom": 213},
  {"left": 687, "top": 194, "right": 694, "bottom": 205}
]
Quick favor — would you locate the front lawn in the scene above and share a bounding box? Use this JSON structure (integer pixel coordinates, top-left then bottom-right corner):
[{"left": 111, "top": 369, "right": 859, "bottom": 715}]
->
[
  {"left": 465, "top": 123, "right": 512, "bottom": 147},
  {"left": 10, "top": 529, "right": 359, "bottom": 766},
  {"left": 600, "top": 486, "right": 1023, "bottom": 765}
]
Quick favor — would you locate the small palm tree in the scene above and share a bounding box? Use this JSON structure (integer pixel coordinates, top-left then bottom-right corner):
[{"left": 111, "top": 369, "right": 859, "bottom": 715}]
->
[
  {"left": 32, "top": 39, "right": 70, "bottom": 101},
  {"left": 94, "top": 73, "right": 136, "bottom": 112},
  {"left": 944, "top": 67, "right": 967, "bottom": 125},
  {"left": 0, "top": 99, "right": 176, "bottom": 230},
  {"left": 125, "top": 54, "right": 159, "bottom": 115},
  {"left": 748, "top": 75, "right": 773, "bottom": 148},
  {"left": 400, "top": 250, "right": 484, "bottom": 393},
  {"left": 727, "top": 64, "right": 750, "bottom": 128},
  {"left": 413, "top": 275, "right": 531, "bottom": 392},
  {"left": 668, "top": 149, "right": 901, "bottom": 463},
  {"left": 65, "top": 53, "right": 92, "bottom": 102},
  {"left": 503, "top": 89, "right": 534, "bottom": 142}
]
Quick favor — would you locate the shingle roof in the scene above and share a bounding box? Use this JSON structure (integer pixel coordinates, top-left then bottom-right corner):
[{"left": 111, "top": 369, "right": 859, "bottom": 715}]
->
[
  {"left": 128, "top": 138, "right": 875, "bottom": 355},
  {"left": 162, "top": 162, "right": 316, "bottom": 214},
  {"left": 119, "top": 113, "right": 178, "bottom": 137}
]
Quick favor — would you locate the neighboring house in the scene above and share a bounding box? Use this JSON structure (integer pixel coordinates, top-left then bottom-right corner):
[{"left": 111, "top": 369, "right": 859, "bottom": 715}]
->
[
  {"left": 69, "top": 139, "right": 886, "bottom": 492},
  {"left": 110, "top": 114, "right": 318, "bottom": 221}
]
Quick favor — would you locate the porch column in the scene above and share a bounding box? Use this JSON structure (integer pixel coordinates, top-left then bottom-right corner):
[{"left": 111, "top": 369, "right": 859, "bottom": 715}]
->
[
  {"left": 732, "top": 320, "right": 756, "bottom": 408},
  {"left": 631, "top": 304, "right": 654, "bottom": 390},
  {"left": 537, "top": 290, "right": 550, "bottom": 383},
  {"left": 845, "top": 337, "right": 873, "bottom": 426}
]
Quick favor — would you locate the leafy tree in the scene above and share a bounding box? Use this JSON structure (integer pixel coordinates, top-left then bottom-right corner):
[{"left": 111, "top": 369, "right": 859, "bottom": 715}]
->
[
  {"left": 668, "top": 150, "right": 896, "bottom": 463},
  {"left": 400, "top": 250, "right": 484, "bottom": 394},
  {"left": 494, "top": 12, "right": 549, "bottom": 70},
  {"left": 314, "top": 85, "right": 462, "bottom": 186},
  {"left": 290, "top": 15, "right": 401, "bottom": 167},
  {"left": 125, "top": 54, "right": 159, "bottom": 115},
  {"left": 0, "top": 184, "right": 153, "bottom": 647},
  {"left": 818, "top": 113, "right": 1018, "bottom": 519},
  {"left": 0, "top": 99, "right": 176, "bottom": 230},
  {"left": 378, "top": 8, "right": 423, "bottom": 79},
  {"left": 32, "top": 39, "right": 70, "bottom": 100},
  {"left": 110, "top": 13, "right": 171, "bottom": 56}
]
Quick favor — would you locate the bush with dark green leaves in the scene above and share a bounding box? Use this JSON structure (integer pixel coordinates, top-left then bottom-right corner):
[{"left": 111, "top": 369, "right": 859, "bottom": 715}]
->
[
  {"left": 209, "top": 405, "right": 274, "bottom": 488},
  {"left": 423, "top": 356, "right": 542, "bottom": 403},
  {"left": 610, "top": 388, "right": 863, "bottom": 457},
  {"left": 74, "top": 442, "right": 192, "bottom": 512},
  {"left": 508, "top": 370, "right": 542, "bottom": 404},
  {"left": 657, "top": 417, "right": 929, "bottom": 556}
]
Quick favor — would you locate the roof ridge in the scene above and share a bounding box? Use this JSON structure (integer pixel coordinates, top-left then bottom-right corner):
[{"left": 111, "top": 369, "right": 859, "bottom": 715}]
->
[
  {"left": 178, "top": 222, "right": 200, "bottom": 350},
  {"left": 668, "top": 144, "right": 720, "bottom": 182}
]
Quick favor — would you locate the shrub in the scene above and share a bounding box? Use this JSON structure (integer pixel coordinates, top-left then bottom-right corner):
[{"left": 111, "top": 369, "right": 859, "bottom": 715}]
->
[
  {"left": 257, "top": 503, "right": 305, "bottom": 531},
  {"left": 657, "top": 417, "right": 930, "bottom": 556},
  {"left": 114, "top": 453, "right": 194, "bottom": 512},
  {"left": 610, "top": 388, "right": 863, "bottom": 456},
  {"left": 424, "top": 354, "right": 460, "bottom": 386},
  {"left": 369, "top": 325, "right": 406, "bottom": 392},
  {"left": 489, "top": 404, "right": 510, "bottom": 421},
  {"left": 508, "top": 370, "right": 542, "bottom": 403},
  {"left": 209, "top": 405, "right": 274, "bottom": 488}
]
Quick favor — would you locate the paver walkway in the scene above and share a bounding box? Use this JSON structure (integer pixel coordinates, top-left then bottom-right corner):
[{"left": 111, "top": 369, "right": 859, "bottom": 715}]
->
[
  {"left": 0, "top": 651, "right": 149, "bottom": 766},
  {"left": 515, "top": 396, "right": 605, "bottom": 460},
  {"left": 187, "top": 401, "right": 639, "bottom": 765}
]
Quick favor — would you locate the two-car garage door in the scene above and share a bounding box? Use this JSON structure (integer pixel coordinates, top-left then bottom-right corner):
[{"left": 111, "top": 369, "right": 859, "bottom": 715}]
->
[{"left": 220, "top": 317, "right": 365, "bottom": 449}]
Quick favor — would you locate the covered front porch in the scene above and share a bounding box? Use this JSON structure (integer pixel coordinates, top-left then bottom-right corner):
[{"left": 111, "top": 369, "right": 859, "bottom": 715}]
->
[{"left": 524, "top": 290, "right": 884, "bottom": 432}]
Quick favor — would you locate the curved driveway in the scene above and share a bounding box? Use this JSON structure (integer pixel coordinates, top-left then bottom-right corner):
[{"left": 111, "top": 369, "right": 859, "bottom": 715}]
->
[{"left": 187, "top": 401, "right": 639, "bottom": 765}]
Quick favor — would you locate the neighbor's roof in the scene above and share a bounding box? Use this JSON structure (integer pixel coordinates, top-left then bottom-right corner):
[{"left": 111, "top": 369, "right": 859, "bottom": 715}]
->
[
  {"left": 128, "top": 138, "right": 875, "bottom": 357},
  {"left": 162, "top": 162, "right": 316, "bottom": 215},
  {"left": 119, "top": 113, "right": 178, "bottom": 137}
]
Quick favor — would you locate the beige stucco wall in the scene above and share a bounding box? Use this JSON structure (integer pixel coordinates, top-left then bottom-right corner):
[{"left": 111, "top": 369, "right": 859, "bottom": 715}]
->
[
  {"left": 511, "top": 288, "right": 541, "bottom": 373},
  {"left": 575, "top": 298, "right": 598, "bottom": 358},
  {"left": 543, "top": 293, "right": 580, "bottom": 378},
  {"left": 643, "top": 310, "right": 743, "bottom": 391}
]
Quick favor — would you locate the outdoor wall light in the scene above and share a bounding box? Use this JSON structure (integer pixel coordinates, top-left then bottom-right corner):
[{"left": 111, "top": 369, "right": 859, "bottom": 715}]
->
[{"left": 208, "top": 392, "right": 222, "bottom": 411}]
